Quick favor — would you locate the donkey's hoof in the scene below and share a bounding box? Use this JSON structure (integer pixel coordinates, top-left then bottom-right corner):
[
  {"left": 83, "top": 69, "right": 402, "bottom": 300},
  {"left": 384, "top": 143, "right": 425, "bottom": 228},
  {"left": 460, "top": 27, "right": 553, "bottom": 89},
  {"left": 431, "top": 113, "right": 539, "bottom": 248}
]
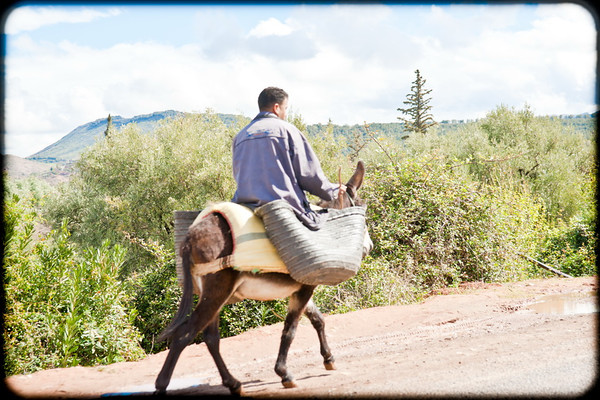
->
[
  {"left": 324, "top": 361, "right": 336, "bottom": 370},
  {"left": 282, "top": 379, "right": 298, "bottom": 389},
  {"left": 228, "top": 386, "right": 244, "bottom": 397},
  {"left": 227, "top": 380, "right": 244, "bottom": 396}
]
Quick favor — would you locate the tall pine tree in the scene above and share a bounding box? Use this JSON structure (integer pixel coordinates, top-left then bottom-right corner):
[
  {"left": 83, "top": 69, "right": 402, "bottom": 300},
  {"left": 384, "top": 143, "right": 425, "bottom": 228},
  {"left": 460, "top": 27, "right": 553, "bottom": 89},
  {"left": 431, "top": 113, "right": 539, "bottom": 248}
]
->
[
  {"left": 397, "top": 69, "right": 437, "bottom": 134},
  {"left": 104, "top": 114, "right": 114, "bottom": 138}
]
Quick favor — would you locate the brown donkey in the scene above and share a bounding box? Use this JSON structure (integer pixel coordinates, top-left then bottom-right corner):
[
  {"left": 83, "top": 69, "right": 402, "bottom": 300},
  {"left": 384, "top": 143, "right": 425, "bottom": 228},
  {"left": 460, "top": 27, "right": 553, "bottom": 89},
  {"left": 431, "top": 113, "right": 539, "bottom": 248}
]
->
[{"left": 155, "top": 161, "right": 370, "bottom": 395}]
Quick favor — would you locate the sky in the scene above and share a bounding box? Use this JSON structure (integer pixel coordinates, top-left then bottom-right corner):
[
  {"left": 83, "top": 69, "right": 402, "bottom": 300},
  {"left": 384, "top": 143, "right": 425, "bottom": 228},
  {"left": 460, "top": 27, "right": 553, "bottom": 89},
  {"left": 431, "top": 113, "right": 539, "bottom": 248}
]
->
[{"left": 2, "top": 2, "right": 598, "bottom": 158}]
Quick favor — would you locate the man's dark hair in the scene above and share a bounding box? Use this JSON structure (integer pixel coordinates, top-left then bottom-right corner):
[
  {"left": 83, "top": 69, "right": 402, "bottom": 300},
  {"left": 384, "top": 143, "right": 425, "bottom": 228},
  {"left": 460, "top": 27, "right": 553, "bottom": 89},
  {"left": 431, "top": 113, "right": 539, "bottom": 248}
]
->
[{"left": 258, "top": 87, "right": 288, "bottom": 110}]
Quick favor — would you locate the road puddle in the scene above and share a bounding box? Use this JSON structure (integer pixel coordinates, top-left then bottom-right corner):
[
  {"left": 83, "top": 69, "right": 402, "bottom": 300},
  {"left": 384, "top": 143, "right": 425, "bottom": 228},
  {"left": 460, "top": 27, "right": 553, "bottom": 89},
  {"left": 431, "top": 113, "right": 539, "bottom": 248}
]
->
[{"left": 528, "top": 291, "right": 598, "bottom": 315}]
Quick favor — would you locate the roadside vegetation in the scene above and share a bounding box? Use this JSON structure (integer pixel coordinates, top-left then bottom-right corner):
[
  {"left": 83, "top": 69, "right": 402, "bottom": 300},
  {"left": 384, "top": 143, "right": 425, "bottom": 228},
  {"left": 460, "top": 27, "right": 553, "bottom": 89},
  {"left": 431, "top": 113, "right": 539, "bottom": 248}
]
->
[{"left": 4, "top": 105, "right": 595, "bottom": 375}]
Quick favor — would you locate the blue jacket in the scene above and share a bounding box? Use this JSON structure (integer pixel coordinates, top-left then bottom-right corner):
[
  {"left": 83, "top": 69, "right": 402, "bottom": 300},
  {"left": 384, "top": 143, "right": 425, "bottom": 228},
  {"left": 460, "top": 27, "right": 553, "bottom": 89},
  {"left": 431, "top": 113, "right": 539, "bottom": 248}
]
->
[{"left": 232, "top": 112, "right": 338, "bottom": 230}]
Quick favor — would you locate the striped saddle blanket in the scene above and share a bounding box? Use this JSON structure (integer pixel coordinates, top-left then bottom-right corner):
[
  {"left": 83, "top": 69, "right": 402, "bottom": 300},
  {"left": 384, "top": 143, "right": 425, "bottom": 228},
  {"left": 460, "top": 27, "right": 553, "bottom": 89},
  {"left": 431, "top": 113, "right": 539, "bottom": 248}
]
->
[{"left": 189, "top": 202, "right": 289, "bottom": 277}]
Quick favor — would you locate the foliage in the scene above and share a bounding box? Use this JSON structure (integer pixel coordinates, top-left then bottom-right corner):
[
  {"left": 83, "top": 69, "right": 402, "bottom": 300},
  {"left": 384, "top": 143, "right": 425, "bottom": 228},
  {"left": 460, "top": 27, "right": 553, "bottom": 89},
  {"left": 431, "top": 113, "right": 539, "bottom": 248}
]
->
[
  {"left": 124, "top": 235, "right": 182, "bottom": 353},
  {"left": 397, "top": 69, "right": 437, "bottom": 134},
  {"left": 219, "top": 300, "right": 288, "bottom": 338},
  {"left": 313, "top": 256, "right": 420, "bottom": 314},
  {"left": 45, "top": 110, "right": 246, "bottom": 274},
  {"left": 126, "top": 263, "right": 181, "bottom": 353},
  {"left": 404, "top": 105, "right": 596, "bottom": 222},
  {"left": 536, "top": 217, "right": 597, "bottom": 277},
  {"left": 361, "top": 157, "right": 549, "bottom": 292},
  {"left": 304, "top": 117, "right": 356, "bottom": 181},
  {"left": 4, "top": 190, "right": 144, "bottom": 375}
]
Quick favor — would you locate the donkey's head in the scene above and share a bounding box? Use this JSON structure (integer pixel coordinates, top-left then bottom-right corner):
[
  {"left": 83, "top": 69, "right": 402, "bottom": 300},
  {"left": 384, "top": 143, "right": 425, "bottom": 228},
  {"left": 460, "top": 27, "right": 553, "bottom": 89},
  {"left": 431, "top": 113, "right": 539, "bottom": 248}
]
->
[{"left": 318, "top": 161, "right": 366, "bottom": 210}]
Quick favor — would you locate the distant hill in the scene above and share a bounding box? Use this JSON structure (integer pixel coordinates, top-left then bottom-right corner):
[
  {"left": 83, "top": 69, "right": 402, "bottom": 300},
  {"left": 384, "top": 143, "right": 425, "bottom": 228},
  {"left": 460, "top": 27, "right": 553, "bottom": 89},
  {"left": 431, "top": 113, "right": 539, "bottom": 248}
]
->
[
  {"left": 3, "top": 154, "right": 73, "bottom": 185},
  {"left": 4, "top": 154, "right": 52, "bottom": 177},
  {"left": 28, "top": 110, "right": 184, "bottom": 163}
]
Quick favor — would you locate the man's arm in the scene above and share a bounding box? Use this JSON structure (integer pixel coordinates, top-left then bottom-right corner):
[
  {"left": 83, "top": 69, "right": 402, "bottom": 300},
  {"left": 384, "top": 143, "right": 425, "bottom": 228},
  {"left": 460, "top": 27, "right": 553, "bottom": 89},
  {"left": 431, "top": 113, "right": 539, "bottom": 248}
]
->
[{"left": 288, "top": 128, "right": 339, "bottom": 201}]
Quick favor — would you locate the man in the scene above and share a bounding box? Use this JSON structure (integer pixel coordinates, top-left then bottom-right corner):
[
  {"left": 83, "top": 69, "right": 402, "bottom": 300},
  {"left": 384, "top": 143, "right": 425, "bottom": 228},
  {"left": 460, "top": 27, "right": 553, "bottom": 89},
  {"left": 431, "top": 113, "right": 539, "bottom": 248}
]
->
[{"left": 232, "top": 87, "right": 341, "bottom": 230}]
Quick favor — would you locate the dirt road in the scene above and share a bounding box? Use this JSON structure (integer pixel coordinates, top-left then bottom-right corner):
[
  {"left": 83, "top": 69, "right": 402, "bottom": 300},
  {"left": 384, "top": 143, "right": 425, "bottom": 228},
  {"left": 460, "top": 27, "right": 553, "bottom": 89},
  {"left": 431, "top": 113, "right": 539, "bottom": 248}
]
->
[{"left": 5, "top": 276, "right": 598, "bottom": 398}]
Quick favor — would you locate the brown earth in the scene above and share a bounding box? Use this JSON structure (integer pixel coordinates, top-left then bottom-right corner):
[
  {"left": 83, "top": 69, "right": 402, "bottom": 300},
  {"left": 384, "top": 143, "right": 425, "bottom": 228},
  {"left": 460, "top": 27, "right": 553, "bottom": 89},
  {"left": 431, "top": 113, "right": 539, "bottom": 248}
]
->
[{"left": 4, "top": 276, "right": 598, "bottom": 398}]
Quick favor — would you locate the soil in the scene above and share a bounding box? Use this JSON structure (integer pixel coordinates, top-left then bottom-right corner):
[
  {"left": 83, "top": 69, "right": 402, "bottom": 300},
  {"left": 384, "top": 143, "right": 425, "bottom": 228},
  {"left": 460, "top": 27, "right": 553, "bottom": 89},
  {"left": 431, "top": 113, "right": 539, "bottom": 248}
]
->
[{"left": 4, "top": 276, "right": 598, "bottom": 398}]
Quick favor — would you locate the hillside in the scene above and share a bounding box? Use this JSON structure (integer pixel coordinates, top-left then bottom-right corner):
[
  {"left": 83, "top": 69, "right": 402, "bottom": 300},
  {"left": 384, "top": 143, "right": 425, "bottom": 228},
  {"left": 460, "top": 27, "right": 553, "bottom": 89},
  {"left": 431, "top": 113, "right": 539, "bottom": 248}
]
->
[
  {"left": 28, "top": 110, "right": 184, "bottom": 163},
  {"left": 3, "top": 154, "right": 73, "bottom": 185}
]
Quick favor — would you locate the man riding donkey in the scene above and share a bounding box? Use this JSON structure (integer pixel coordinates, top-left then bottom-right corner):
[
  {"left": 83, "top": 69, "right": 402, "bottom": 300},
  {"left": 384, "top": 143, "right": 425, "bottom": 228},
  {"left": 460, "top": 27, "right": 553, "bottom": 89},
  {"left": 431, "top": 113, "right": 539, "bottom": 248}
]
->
[
  {"left": 155, "top": 87, "right": 370, "bottom": 395},
  {"left": 232, "top": 86, "right": 346, "bottom": 230}
]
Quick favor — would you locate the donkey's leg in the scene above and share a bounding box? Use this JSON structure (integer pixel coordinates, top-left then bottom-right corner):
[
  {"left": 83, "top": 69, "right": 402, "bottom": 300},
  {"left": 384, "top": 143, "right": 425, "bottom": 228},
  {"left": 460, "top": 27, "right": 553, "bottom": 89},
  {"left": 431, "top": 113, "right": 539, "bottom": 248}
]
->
[
  {"left": 274, "top": 285, "right": 316, "bottom": 388},
  {"left": 304, "top": 299, "right": 335, "bottom": 370},
  {"left": 155, "top": 271, "right": 237, "bottom": 394},
  {"left": 155, "top": 307, "right": 209, "bottom": 393},
  {"left": 203, "top": 317, "right": 243, "bottom": 395}
]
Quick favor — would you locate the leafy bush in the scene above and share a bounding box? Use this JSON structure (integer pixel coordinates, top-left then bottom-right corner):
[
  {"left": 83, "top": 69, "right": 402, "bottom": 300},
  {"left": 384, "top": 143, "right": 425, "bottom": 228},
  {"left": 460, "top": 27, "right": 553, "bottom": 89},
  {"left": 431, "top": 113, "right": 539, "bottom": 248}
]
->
[
  {"left": 303, "top": 117, "right": 356, "bottom": 181},
  {"left": 361, "top": 157, "right": 549, "bottom": 293},
  {"left": 124, "top": 237, "right": 182, "bottom": 353},
  {"left": 4, "top": 191, "right": 144, "bottom": 375},
  {"left": 313, "top": 256, "right": 420, "bottom": 313},
  {"left": 218, "top": 300, "right": 288, "bottom": 338},
  {"left": 127, "top": 263, "right": 181, "bottom": 353},
  {"left": 536, "top": 217, "right": 596, "bottom": 277},
  {"left": 44, "top": 111, "right": 246, "bottom": 274},
  {"left": 404, "top": 105, "right": 595, "bottom": 222}
]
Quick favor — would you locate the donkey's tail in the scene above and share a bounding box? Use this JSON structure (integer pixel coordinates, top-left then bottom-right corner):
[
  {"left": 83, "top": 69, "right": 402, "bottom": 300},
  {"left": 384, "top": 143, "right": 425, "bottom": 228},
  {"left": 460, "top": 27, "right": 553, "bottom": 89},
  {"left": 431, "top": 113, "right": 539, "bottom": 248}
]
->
[{"left": 158, "top": 238, "right": 195, "bottom": 342}]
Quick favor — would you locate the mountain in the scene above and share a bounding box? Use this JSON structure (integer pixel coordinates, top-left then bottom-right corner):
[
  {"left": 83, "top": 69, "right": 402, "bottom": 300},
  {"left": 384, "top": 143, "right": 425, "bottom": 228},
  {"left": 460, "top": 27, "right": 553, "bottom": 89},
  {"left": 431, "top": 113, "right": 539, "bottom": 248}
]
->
[{"left": 28, "top": 110, "right": 184, "bottom": 163}]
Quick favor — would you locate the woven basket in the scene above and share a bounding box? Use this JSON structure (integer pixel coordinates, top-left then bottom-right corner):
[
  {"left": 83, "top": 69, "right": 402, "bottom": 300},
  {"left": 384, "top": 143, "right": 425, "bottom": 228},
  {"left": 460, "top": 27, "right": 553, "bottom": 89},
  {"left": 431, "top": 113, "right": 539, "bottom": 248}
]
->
[{"left": 255, "top": 200, "right": 366, "bottom": 285}]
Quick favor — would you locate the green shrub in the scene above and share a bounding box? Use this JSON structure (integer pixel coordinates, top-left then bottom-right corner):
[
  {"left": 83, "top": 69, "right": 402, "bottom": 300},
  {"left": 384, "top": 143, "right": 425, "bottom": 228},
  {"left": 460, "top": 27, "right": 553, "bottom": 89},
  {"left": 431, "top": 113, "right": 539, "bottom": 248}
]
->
[
  {"left": 127, "top": 261, "right": 181, "bottom": 353},
  {"left": 313, "top": 256, "right": 421, "bottom": 314},
  {"left": 362, "top": 157, "right": 548, "bottom": 293},
  {"left": 4, "top": 192, "right": 144, "bottom": 375},
  {"left": 404, "top": 105, "right": 595, "bottom": 223},
  {"left": 218, "top": 300, "right": 288, "bottom": 338},
  {"left": 124, "top": 235, "right": 183, "bottom": 353},
  {"left": 536, "top": 217, "right": 596, "bottom": 277},
  {"left": 44, "top": 111, "right": 246, "bottom": 274}
]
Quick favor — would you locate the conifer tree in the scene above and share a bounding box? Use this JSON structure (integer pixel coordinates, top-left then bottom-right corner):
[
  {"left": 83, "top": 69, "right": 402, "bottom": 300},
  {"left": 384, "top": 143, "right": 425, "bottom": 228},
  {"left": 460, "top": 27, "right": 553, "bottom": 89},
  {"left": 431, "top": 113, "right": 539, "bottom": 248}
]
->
[
  {"left": 104, "top": 114, "right": 114, "bottom": 138},
  {"left": 397, "top": 69, "right": 437, "bottom": 134}
]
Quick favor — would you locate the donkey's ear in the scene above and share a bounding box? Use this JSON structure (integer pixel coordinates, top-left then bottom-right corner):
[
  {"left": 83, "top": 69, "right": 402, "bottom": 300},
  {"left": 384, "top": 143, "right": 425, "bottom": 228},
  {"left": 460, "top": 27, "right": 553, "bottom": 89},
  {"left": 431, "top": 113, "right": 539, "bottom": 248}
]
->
[{"left": 346, "top": 161, "right": 365, "bottom": 197}]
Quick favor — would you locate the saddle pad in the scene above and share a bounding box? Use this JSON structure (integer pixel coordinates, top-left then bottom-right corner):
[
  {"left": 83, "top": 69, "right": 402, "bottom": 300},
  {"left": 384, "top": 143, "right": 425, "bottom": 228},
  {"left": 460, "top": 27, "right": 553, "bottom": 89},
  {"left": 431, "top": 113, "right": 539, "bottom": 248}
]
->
[{"left": 189, "top": 202, "right": 289, "bottom": 277}]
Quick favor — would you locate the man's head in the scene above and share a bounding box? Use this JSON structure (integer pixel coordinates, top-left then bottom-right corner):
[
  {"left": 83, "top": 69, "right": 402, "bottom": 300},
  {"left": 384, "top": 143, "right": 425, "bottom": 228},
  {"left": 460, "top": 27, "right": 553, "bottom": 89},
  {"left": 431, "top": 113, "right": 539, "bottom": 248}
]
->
[{"left": 258, "top": 87, "right": 288, "bottom": 120}]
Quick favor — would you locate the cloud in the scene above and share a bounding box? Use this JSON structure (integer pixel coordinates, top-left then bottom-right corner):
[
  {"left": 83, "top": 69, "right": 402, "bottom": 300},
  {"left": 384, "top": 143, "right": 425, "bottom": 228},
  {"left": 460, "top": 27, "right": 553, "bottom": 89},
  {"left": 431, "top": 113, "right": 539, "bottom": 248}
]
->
[
  {"left": 243, "top": 16, "right": 317, "bottom": 60},
  {"left": 246, "top": 31, "right": 317, "bottom": 60},
  {"left": 3, "top": 3, "right": 597, "bottom": 158},
  {"left": 399, "top": 3, "right": 597, "bottom": 119},
  {"left": 193, "top": 13, "right": 316, "bottom": 61},
  {"left": 3, "top": 34, "right": 274, "bottom": 156},
  {"left": 4, "top": 6, "right": 121, "bottom": 34},
  {"left": 289, "top": 4, "right": 417, "bottom": 67},
  {"left": 247, "top": 17, "right": 293, "bottom": 38}
]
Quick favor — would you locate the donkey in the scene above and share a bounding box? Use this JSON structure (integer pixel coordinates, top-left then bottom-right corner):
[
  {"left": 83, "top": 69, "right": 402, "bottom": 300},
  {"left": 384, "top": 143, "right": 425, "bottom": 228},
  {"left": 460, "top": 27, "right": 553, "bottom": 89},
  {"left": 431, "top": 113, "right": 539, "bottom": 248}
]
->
[{"left": 155, "top": 161, "right": 371, "bottom": 395}]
